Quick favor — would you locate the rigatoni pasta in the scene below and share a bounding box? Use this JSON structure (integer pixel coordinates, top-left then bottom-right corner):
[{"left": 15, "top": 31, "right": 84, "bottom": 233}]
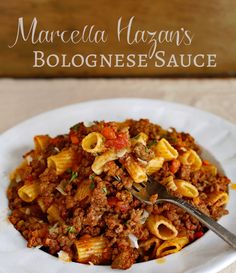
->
[
  {"left": 34, "top": 135, "right": 50, "bottom": 151},
  {"left": 18, "top": 183, "right": 40, "bottom": 202},
  {"left": 7, "top": 119, "right": 231, "bottom": 269},
  {"left": 146, "top": 215, "right": 178, "bottom": 240},
  {"left": 179, "top": 149, "right": 202, "bottom": 171},
  {"left": 124, "top": 155, "right": 148, "bottom": 183},
  {"left": 75, "top": 236, "right": 107, "bottom": 263},
  {"left": 174, "top": 179, "right": 199, "bottom": 198},
  {"left": 156, "top": 237, "right": 189, "bottom": 257},
  {"left": 47, "top": 149, "right": 75, "bottom": 175},
  {"left": 153, "top": 138, "right": 179, "bottom": 161}
]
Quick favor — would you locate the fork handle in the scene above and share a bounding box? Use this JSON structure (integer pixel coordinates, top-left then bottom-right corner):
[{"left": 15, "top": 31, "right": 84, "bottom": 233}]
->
[{"left": 166, "top": 197, "right": 236, "bottom": 250}]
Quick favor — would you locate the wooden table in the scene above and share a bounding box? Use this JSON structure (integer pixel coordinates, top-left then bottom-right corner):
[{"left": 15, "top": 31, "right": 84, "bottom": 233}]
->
[
  {"left": 1, "top": 0, "right": 236, "bottom": 77},
  {"left": 0, "top": 78, "right": 236, "bottom": 273}
]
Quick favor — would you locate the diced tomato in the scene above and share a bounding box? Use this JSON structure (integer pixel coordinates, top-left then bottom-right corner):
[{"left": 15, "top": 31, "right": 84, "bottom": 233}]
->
[
  {"left": 203, "top": 160, "right": 210, "bottom": 166},
  {"left": 50, "top": 137, "right": 60, "bottom": 145},
  {"left": 116, "top": 201, "right": 129, "bottom": 213},
  {"left": 194, "top": 231, "right": 204, "bottom": 239},
  {"left": 101, "top": 127, "right": 117, "bottom": 140},
  {"left": 25, "top": 174, "right": 33, "bottom": 181},
  {"left": 105, "top": 133, "right": 129, "bottom": 150},
  {"left": 70, "top": 135, "right": 79, "bottom": 144},
  {"left": 107, "top": 197, "right": 119, "bottom": 207},
  {"left": 170, "top": 159, "right": 181, "bottom": 174},
  {"left": 107, "top": 197, "right": 129, "bottom": 213}
]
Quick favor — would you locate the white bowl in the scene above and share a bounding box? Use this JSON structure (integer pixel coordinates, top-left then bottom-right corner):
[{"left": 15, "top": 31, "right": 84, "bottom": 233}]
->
[{"left": 0, "top": 98, "right": 236, "bottom": 273}]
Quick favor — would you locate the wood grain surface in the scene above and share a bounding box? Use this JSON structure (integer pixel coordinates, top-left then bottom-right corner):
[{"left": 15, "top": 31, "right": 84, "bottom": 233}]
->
[{"left": 0, "top": 0, "right": 236, "bottom": 77}]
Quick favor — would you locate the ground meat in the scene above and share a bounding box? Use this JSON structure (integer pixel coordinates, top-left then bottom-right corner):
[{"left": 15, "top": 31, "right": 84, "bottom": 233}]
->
[
  {"left": 111, "top": 247, "right": 139, "bottom": 269},
  {"left": 133, "top": 143, "right": 155, "bottom": 161},
  {"left": 7, "top": 119, "right": 230, "bottom": 269}
]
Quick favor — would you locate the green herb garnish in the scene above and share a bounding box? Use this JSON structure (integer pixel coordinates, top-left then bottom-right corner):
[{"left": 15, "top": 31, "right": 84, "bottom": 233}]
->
[
  {"left": 167, "top": 136, "right": 177, "bottom": 143},
  {"left": 147, "top": 140, "right": 157, "bottom": 148},
  {"left": 66, "top": 226, "right": 76, "bottom": 234},
  {"left": 113, "top": 175, "right": 121, "bottom": 182},
  {"left": 70, "top": 123, "right": 80, "bottom": 132},
  {"left": 89, "top": 173, "right": 96, "bottom": 181},
  {"left": 90, "top": 181, "right": 95, "bottom": 190},
  {"left": 69, "top": 171, "right": 78, "bottom": 183},
  {"left": 66, "top": 168, "right": 72, "bottom": 173},
  {"left": 133, "top": 134, "right": 140, "bottom": 140},
  {"left": 102, "top": 187, "right": 108, "bottom": 194}
]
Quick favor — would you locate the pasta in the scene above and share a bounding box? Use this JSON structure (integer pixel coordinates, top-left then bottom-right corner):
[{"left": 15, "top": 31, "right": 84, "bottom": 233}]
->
[
  {"left": 47, "top": 149, "right": 75, "bottom": 175},
  {"left": 162, "top": 175, "right": 177, "bottom": 191},
  {"left": 92, "top": 150, "right": 118, "bottom": 175},
  {"left": 75, "top": 236, "right": 107, "bottom": 263},
  {"left": 146, "top": 157, "right": 164, "bottom": 175},
  {"left": 75, "top": 179, "right": 92, "bottom": 201},
  {"left": 174, "top": 179, "right": 199, "bottom": 198},
  {"left": 7, "top": 119, "right": 231, "bottom": 269},
  {"left": 156, "top": 237, "right": 189, "bottom": 257},
  {"left": 139, "top": 237, "right": 161, "bottom": 258},
  {"left": 47, "top": 204, "right": 62, "bottom": 223},
  {"left": 124, "top": 155, "right": 148, "bottom": 183},
  {"left": 207, "top": 191, "right": 229, "bottom": 207},
  {"left": 18, "top": 183, "right": 40, "bottom": 202},
  {"left": 81, "top": 132, "right": 105, "bottom": 154},
  {"left": 201, "top": 164, "right": 217, "bottom": 176},
  {"left": 34, "top": 135, "right": 50, "bottom": 151},
  {"left": 146, "top": 215, "right": 178, "bottom": 240},
  {"left": 179, "top": 149, "right": 202, "bottom": 171},
  {"left": 153, "top": 138, "right": 179, "bottom": 161},
  {"left": 131, "top": 132, "right": 148, "bottom": 146}
]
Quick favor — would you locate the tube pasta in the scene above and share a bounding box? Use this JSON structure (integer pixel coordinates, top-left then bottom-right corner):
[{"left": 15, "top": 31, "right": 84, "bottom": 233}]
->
[
  {"left": 131, "top": 132, "right": 148, "bottom": 146},
  {"left": 146, "top": 215, "right": 178, "bottom": 240},
  {"left": 58, "top": 250, "right": 71, "bottom": 262},
  {"left": 153, "top": 139, "right": 178, "bottom": 161},
  {"left": 201, "top": 164, "right": 217, "bottom": 176},
  {"left": 163, "top": 176, "right": 177, "bottom": 191},
  {"left": 146, "top": 157, "right": 164, "bottom": 175},
  {"left": 47, "top": 149, "right": 75, "bottom": 175},
  {"left": 47, "top": 204, "right": 62, "bottom": 223},
  {"left": 156, "top": 237, "right": 189, "bottom": 257},
  {"left": 179, "top": 149, "right": 202, "bottom": 171},
  {"left": 124, "top": 156, "right": 148, "bottom": 183},
  {"left": 81, "top": 132, "right": 105, "bottom": 154},
  {"left": 139, "top": 237, "right": 161, "bottom": 258},
  {"left": 207, "top": 191, "right": 229, "bottom": 207},
  {"left": 18, "top": 183, "right": 40, "bottom": 202},
  {"left": 75, "top": 180, "right": 92, "bottom": 201},
  {"left": 34, "top": 135, "right": 50, "bottom": 151},
  {"left": 174, "top": 179, "right": 199, "bottom": 198},
  {"left": 37, "top": 198, "right": 47, "bottom": 212},
  {"left": 92, "top": 150, "right": 118, "bottom": 175},
  {"left": 75, "top": 236, "right": 107, "bottom": 263}
]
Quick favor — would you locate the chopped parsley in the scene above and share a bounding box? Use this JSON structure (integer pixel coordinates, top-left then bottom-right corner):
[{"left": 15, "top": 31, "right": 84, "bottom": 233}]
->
[
  {"left": 70, "top": 123, "right": 80, "bottom": 132},
  {"left": 147, "top": 140, "right": 157, "bottom": 148},
  {"left": 66, "top": 168, "right": 72, "bottom": 174},
  {"left": 167, "top": 136, "right": 177, "bottom": 144},
  {"left": 89, "top": 173, "right": 96, "bottom": 182},
  {"left": 113, "top": 175, "right": 121, "bottom": 182},
  {"left": 69, "top": 171, "right": 78, "bottom": 183},
  {"left": 102, "top": 187, "right": 108, "bottom": 194},
  {"left": 66, "top": 226, "right": 76, "bottom": 234},
  {"left": 90, "top": 181, "right": 95, "bottom": 190},
  {"left": 133, "top": 134, "right": 140, "bottom": 140}
]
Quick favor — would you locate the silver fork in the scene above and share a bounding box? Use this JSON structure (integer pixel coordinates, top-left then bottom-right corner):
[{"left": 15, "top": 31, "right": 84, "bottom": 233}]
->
[{"left": 130, "top": 178, "right": 236, "bottom": 250}]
